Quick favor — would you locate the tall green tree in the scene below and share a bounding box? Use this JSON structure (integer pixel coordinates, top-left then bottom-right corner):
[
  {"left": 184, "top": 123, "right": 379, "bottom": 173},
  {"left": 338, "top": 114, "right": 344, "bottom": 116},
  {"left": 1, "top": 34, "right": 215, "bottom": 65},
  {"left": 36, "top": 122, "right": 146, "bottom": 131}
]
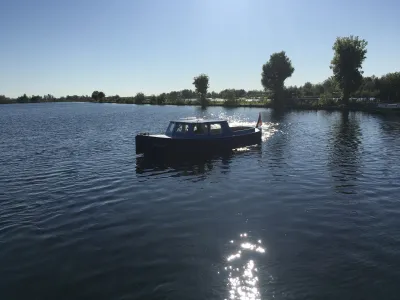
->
[
  {"left": 193, "top": 74, "right": 209, "bottom": 108},
  {"left": 91, "top": 91, "right": 99, "bottom": 101},
  {"left": 261, "top": 51, "right": 294, "bottom": 110},
  {"left": 91, "top": 91, "right": 105, "bottom": 102},
  {"left": 330, "top": 35, "right": 368, "bottom": 106},
  {"left": 134, "top": 92, "right": 145, "bottom": 104},
  {"left": 98, "top": 91, "right": 105, "bottom": 102}
]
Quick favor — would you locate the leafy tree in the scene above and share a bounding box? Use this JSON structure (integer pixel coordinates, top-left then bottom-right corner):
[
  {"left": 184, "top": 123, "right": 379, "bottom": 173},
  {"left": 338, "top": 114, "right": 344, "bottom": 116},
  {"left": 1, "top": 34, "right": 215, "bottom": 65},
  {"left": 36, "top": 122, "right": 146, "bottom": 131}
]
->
[
  {"left": 322, "top": 76, "right": 340, "bottom": 95},
  {"left": 219, "top": 89, "right": 246, "bottom": 100},
  {"left": 379, "top": 72, "right": 400, "bottom": 102},
  {"left": 314, "top": 83, "right": 325, "bottom": 96},
  {"left": 157, "top": 93, "right": 167, "bottom": 105},
  {"left": 261, "top": 51, "right": 294, "bottom": 110},
  {"left": 302, "top": 82, "right": 314, "bottom": 96},
  {"left": 43, "top": 94, "right": 55, "bottom": 102},
  {"left": 354, "top": 76, "right": 379, "bottom": 100},
  {"left": 167, "top": 91, "right": 179, "bottom": 103},
  {"left": 113, "top": 95, "right": 121, "bottom": 103},
  {"left": 330, "top": 35, "right": 368, "bottom": 106},
  {"left": 193, "top": 73, "right": 209, "bottom": 108},
  {"left": 219, "top": 89, "right": 230, "bottom": 99},
  {"left": 30, "top": 95, "right": 42, "bottom": 103},
  {"left": 98, "top": 91, "right": 105, "bottom": 102},
  {"left": 91, "top": 91, "right": 99, "bottom": 101},
  {"left": 247, "top": 90, "right": 265, "bottom": 99},
  {"left": 134, "top": 92, "right": 145, "bottom": 104},
  {"left": 181, "top": 89, "right": 195, "bottom": 99},
  {"left": 295, "top": 82, "right": 325, "bottom": 97},
  {"left": 125, "top": 97, "right": 134, "bottom": 104},
  {"left": 285, "top": 86, "right": 299, "bottom": 100},
  {"left": 210, "top": 91, "right": 219, "bottom": 99},
  {"left": 149, "top": 95, "right": 157, "bottom": 104},
  {"left": 0, "top": 95, "right": 11, "bottom": 104},
  {"left": 223, "top": 89, "right": 237, "bottom": 106},
  {"left": 236, "top": 89, "right": 246, "bottom": 98},
  {"left": 17, "top": 94, "right": 29, "bottom": 103}
]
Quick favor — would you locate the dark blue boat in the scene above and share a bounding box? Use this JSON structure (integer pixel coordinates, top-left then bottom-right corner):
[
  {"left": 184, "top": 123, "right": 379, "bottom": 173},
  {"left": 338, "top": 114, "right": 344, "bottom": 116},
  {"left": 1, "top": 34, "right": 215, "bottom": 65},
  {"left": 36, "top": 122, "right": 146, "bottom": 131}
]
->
[{"left": 136, "top": 114, "right": 262, "bottom": 155}]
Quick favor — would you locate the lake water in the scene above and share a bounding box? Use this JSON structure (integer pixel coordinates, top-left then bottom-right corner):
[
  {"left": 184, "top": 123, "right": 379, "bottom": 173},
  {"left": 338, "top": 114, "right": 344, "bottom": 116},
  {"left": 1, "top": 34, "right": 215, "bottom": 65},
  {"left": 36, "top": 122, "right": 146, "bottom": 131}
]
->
[{"left": 1, "top": 102, "right": 400, "bottom": 300}]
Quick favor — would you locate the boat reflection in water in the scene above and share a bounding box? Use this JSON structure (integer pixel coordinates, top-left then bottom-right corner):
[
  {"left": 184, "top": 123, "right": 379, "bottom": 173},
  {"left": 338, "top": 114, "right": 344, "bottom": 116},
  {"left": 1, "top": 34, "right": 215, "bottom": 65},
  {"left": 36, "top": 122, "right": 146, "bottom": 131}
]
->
[{"left": 135, "top": 145, "right": 262, "bottom": 178}]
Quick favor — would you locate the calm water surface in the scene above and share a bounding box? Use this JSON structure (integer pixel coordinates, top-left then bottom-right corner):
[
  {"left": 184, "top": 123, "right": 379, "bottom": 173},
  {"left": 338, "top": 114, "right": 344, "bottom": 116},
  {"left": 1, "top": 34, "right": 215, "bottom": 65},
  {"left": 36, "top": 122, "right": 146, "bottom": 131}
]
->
[{"left": 1, "top": 103, "right": 400, "bottom": 299}]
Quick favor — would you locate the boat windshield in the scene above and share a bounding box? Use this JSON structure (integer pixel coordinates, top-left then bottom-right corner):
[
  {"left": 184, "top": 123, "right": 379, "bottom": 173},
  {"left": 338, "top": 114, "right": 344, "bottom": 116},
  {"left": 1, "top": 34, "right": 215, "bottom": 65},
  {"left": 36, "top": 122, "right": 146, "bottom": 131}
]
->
[{"left": 166, "top": 122, "right": 175, "bottom": 135}]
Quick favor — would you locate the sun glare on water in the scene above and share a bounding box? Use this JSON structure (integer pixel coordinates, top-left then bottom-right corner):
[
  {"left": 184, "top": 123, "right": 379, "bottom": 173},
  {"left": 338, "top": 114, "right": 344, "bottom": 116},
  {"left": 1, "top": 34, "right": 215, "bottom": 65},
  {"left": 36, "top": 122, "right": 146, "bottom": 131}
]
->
[
  {"left": 220, "top": 233, "right": 267, "bottom": 300},
  {"left": 207, "top": 112, "right": 280, "bottom": 143}
]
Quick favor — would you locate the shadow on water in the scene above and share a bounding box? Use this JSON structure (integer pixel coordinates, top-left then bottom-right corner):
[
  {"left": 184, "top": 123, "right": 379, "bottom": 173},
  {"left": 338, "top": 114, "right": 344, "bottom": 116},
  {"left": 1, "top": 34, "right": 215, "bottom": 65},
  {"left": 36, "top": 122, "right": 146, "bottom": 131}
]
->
[
  {"left": 269, "top": 109, "right": 287, "bottom": 123},
  {"left": 376, "top": 113, "right": 400, "bottom": 135},
  {"left": 194, "top": 105, "right": 209, "bottom": 116},
  {"left": 135, "top": 146, "right": 262, "bottom": 178},
  {"left": 375, "top": 114, "right": 400, "bottom": 180},
  {"left": 328, "top": 111, "right": 362, "bottom": 194}
]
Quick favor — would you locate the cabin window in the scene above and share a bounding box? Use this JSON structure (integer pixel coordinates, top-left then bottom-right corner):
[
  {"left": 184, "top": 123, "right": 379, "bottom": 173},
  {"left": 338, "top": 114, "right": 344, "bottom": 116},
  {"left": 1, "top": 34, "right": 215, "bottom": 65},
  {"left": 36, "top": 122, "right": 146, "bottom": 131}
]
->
[
  {"left": 210, "top": 123, "right": 222, "bottom": 135},
  {"left": 193, "top": 124, "right": 208, "bottom": 135},
  {"left": 175, "top": 123, "right": 189, "bottom": 134}
]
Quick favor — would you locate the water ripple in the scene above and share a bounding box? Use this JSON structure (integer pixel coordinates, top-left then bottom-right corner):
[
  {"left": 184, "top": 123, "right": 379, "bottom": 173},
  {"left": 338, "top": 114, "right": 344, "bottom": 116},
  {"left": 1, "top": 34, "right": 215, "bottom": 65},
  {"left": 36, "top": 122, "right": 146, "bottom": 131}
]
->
[{"left": 1, "top": 104, "right": 400, "bottom": 299}]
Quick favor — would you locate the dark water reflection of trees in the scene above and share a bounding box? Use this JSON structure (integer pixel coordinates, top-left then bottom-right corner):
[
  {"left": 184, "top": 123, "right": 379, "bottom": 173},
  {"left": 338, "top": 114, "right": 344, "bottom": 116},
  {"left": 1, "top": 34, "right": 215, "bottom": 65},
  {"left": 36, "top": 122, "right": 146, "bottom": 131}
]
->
[
  {"left": 136, "top": 154, "right": 219, "bottom": 178},
  {"left": 376, "top": 114, "right": 400, "bottom": 180},
  {"left": 328, "top": 111, "right": 362, "bottom": 194}
]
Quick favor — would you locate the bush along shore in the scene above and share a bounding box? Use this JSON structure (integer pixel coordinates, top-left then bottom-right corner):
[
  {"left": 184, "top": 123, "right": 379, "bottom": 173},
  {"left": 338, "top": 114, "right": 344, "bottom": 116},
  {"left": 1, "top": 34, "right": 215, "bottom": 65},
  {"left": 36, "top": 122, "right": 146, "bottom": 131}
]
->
[
  {"left": 1, "top": 94, "right": 398, "bottom": 115},
  {"left": 1, "top": 35, "right": 399, "bottom": 114}
]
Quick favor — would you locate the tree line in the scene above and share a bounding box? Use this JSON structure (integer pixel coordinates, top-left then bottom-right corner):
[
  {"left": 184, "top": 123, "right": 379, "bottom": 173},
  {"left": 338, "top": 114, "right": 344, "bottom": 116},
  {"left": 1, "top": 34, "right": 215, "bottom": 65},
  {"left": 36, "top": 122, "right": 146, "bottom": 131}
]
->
[
  {"left": 0, "top": 88, "right": 267, "bottom": 106},
  {"left": 260, "top": 36, "right": 399, "bottom": 110},
  {"left": 1, "top": 35, "right": 399, "bottom": 108}
]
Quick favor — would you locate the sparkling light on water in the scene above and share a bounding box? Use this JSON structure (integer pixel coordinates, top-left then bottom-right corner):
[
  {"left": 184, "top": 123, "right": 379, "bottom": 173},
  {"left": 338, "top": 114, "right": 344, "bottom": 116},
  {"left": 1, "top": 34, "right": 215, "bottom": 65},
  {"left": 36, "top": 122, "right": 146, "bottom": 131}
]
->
[
  {"left": 221, "top": 233, "right": 266, "bottom": 300},
  {"left": 224, "top": 118, "right": 279, "bottom": 143}
]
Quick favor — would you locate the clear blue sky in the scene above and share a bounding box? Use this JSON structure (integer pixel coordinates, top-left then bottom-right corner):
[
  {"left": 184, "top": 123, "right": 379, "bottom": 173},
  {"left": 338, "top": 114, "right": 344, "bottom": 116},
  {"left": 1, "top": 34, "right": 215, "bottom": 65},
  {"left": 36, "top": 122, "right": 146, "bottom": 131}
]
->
[{"left": 1, "top": 0, "right": 399, "bottom": 98}]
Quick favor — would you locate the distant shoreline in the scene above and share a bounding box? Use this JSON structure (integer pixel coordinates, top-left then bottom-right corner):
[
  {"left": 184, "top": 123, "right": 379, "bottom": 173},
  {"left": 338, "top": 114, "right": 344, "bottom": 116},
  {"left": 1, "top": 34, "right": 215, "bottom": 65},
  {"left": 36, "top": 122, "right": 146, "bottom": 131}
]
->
[{"left": 2, "top": 99, "right": 400, "bottom": 115}]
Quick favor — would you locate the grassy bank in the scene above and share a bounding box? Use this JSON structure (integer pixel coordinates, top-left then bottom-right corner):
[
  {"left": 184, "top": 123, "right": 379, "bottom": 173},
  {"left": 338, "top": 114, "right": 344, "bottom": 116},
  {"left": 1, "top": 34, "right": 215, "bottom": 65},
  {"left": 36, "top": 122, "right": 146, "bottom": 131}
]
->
[{"left": 2, "top": 97, "right": 399, "bottom": 116}]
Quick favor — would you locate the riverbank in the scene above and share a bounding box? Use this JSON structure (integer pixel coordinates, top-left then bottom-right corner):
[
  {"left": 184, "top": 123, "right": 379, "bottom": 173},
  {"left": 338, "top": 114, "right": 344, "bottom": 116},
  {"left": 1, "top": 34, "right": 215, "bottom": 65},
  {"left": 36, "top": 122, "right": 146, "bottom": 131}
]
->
[{"left": 2, "top": 98, "right": 400, "bottom": 115}]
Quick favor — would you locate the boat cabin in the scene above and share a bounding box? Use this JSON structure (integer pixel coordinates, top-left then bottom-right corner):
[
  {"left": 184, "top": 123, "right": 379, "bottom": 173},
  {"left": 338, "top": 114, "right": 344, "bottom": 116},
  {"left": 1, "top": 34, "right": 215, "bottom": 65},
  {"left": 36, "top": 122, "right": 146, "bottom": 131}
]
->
[{"left": 165, "top": 119, "right": 231, "bottom": 138}]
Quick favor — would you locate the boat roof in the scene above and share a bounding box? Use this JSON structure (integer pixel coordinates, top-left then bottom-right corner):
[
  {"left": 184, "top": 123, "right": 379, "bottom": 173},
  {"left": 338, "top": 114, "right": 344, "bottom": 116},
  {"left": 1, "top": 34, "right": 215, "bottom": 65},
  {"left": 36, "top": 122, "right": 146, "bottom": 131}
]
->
[{"left": 170, "top": 118, "right": 227, "bottom": 124}]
